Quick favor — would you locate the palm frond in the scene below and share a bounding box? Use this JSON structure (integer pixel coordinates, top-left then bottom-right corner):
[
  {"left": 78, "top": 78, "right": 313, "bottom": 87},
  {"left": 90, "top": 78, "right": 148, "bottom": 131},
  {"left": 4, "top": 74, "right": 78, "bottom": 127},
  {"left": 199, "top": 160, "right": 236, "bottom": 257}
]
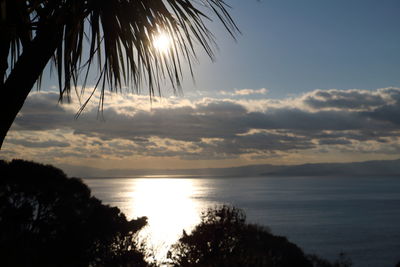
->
[{"left": 1, "top": 0, "right": 238, "bottom": 112}]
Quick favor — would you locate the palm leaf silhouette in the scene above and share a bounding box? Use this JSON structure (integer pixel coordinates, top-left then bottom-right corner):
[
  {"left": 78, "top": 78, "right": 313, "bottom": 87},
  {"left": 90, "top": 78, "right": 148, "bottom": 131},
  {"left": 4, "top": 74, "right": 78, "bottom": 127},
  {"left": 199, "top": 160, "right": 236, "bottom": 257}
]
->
[{"left": 1, "top": 0, "right": 238, "bottom": 107}]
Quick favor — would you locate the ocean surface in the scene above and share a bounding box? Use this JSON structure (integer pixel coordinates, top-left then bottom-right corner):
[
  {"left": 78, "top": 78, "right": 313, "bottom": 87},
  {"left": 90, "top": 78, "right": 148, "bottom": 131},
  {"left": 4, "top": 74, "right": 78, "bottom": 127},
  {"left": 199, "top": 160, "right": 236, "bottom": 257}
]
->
[{"left": 83, "top": 176, "right": 400, "bottom": 267}]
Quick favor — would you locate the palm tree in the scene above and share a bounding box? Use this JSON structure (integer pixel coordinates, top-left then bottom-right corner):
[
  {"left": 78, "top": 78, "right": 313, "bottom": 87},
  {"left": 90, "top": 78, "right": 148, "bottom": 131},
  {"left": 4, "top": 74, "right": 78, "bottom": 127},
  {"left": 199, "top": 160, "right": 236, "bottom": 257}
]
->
[{"left": 0, "top": 0, "right": 237, "bottom": 148}]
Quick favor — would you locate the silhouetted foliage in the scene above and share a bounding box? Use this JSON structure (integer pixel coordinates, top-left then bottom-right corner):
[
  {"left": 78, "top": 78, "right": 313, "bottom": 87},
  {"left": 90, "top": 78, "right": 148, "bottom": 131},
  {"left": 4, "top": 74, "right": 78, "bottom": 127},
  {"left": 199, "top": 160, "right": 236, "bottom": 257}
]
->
[
  {"left": 168, "top": 205, "right": 314, "bottom": 267},
  {"left": 0, "top": 159, "right": 148, "bottom": 267},
  {"left": 307, "top": 253, "right": 352, "bottom": 267},
  {"left": 395, "top": 261, "right": 400, "bottom": 267}
]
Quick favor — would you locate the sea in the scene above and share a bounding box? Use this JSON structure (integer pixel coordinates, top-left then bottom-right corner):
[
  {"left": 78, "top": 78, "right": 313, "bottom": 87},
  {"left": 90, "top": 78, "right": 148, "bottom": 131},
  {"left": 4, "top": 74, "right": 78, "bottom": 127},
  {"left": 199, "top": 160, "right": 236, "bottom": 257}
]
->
[{"left": 83, "top": 176, "right": 400, "bottom": 267}]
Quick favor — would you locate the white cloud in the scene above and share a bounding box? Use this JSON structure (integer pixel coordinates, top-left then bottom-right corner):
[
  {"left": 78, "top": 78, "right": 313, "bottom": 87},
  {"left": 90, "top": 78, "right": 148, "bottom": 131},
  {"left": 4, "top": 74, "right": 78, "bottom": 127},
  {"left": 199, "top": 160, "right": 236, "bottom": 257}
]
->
[{"left": 219, "top": 88, "right": 268, "bottom": 96}]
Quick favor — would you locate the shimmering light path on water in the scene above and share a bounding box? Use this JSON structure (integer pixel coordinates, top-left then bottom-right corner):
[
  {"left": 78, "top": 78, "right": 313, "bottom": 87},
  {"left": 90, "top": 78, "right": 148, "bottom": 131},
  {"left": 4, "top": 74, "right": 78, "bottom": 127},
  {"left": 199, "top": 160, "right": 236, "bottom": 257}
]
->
[
  {"left": 84, "top": 176, "right": 400, "bottom": 267},
  {"left": 84, "top": 178, "right": 217, "bottom": 260},
  {"left": 125, "top": 179, "right": 202, "bottom": 254}
]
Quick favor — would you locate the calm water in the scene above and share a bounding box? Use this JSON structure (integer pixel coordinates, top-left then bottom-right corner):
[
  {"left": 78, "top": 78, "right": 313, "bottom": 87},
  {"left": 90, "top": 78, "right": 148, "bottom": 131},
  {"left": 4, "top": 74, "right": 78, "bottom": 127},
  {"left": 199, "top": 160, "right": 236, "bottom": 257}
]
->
[{"left": 84, "top": 176, "right": 400, "bottom": 267}]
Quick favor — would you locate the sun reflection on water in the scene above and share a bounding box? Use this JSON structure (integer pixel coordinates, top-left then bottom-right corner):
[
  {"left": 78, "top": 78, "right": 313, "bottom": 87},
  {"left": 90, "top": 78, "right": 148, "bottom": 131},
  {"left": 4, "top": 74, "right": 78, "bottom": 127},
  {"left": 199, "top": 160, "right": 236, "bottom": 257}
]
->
[{"left": 124, "top": 178, "right": 203, "bottom": 261}]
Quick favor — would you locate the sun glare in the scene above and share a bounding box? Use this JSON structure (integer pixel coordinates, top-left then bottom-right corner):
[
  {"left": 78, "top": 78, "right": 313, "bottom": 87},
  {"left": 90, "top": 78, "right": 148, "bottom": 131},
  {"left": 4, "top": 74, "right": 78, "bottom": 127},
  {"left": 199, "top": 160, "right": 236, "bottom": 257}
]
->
[
  {"left": 125, "top": 178, "right": 203, "bottom": 261},
  {"left": 153, "top": 32, "right": 172, "bottom": 54}
]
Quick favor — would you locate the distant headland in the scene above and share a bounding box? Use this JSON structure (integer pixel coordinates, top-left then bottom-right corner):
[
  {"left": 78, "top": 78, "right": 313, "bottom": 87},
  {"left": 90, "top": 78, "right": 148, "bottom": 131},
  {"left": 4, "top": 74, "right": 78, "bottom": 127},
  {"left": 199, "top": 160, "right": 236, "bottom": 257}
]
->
[{"left": 58, "top": 159, "right": 400, "bottom": 178}]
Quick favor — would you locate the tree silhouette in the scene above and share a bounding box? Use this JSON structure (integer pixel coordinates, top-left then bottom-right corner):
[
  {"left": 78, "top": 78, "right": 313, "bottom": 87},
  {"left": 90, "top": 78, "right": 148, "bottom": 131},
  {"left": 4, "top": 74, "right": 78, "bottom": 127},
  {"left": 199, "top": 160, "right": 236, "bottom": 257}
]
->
[
  {"left": 0, "top": 0, "right": 238, "bottom": 148},
  {"left": 168, "top": 205, "right": 353, "bottom": 267},
  {"left": 307, "top": 253, "right": 353, "bottom": 267},
  {"left": 0, "top": 159, "right": 149, "bottom": 267},
  {"left": 168, "top": 205, "right": 313, "bottom": 267}
]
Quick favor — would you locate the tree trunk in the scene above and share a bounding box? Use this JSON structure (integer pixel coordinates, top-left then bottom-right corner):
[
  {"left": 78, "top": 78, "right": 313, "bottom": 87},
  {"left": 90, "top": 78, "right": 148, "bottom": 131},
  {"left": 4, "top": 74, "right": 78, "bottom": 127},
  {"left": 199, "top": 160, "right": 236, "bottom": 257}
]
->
[{"left": 0, "top": 24, "right": 62, "bottom": 149}]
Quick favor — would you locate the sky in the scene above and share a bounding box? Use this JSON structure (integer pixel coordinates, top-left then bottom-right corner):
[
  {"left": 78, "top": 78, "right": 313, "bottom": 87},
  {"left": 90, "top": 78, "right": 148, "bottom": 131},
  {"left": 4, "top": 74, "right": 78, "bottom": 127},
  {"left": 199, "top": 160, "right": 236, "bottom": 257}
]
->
[{"left": 1, "top": 0, "right": 400, "bottom": 174}]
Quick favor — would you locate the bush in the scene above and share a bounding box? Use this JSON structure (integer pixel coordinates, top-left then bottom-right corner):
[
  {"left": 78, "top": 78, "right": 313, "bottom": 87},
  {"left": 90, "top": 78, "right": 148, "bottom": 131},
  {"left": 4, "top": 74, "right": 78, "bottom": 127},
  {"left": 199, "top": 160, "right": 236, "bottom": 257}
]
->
[
  {"left": 168, "top": 205, "right": 313, "bottom": 267},
  {"left": 0, "top": 159, "right": 148, "bottom": 267},
  {"left": 307, "top": 253, "right": 352, "bottom": 267}
]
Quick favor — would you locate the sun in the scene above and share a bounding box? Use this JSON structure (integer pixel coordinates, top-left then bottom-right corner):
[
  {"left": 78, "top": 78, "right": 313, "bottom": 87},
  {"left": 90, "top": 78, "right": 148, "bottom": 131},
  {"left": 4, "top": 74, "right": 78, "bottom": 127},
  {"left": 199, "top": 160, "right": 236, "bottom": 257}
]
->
[{"left": 153, "top": 32, "right": 172, "bottom": 54}]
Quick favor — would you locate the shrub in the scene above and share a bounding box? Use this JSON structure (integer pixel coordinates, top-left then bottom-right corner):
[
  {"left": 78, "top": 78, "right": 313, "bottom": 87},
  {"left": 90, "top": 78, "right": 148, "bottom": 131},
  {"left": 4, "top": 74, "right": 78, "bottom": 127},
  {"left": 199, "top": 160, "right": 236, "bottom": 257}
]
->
[
  {"left": 0, "top": 159, "right": 148, "bottom": 267},
  {"left": 168, "top": 205, "right": 313, "bottom": 267}
]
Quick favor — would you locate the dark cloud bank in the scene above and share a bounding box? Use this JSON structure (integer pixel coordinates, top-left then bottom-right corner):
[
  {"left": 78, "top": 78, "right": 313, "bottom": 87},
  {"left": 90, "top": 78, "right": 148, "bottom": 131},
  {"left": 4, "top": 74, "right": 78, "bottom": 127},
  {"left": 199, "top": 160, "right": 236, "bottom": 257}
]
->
[{"left": 9, "top": 87, "right": 400, "bottom": 160}]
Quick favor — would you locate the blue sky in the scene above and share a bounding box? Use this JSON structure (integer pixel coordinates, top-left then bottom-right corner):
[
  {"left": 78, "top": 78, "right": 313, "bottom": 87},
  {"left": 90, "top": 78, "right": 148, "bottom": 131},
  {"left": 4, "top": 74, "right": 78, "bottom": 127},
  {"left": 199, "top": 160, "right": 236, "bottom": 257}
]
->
[
  {"left": 180, "top": 0, "right": 400, "bottom": 97},
  {"left": 2, "top": 0, "right": 400, "bottom": 174}
]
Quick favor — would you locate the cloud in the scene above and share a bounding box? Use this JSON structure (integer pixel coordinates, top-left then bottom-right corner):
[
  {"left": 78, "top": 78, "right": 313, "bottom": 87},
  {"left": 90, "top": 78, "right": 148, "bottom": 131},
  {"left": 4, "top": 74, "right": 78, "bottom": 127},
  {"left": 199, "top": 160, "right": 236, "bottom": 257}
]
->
[
  {"left": 3, "top": 87, "right": 400, "bottom": 163},
  {"left": 7, "top": 139, "right": 70, "bottom": 148},
  {"left": 301, "top": 88, "right": 397, "bottom": 111},
  {"left": 219, "top": 88, "right": 268, "bottom": 96}
]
